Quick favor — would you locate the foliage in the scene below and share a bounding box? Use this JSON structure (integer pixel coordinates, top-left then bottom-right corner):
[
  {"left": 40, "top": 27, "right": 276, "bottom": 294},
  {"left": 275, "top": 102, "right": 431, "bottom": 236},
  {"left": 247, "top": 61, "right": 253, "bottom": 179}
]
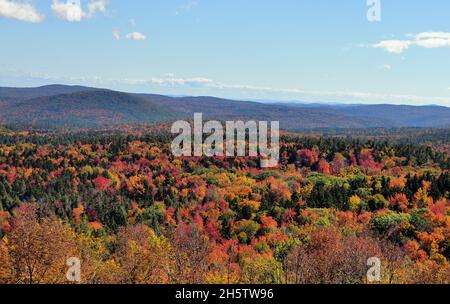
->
[{"left": 0, "top": 127, "right": 448, "bottom": 284}]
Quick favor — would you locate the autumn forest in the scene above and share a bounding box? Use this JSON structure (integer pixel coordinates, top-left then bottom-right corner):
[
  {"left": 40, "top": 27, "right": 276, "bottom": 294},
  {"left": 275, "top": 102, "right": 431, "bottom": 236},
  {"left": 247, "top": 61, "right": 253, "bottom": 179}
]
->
[{"left": 0, "top": 125, "right": 449, "bottom": 284}]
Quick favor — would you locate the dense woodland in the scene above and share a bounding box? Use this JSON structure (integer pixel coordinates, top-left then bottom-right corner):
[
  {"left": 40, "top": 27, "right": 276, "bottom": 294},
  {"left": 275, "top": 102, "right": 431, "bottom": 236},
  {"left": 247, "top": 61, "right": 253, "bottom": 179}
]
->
[{"left": 0, "top": 126, "right": 449, "bottom": 284}]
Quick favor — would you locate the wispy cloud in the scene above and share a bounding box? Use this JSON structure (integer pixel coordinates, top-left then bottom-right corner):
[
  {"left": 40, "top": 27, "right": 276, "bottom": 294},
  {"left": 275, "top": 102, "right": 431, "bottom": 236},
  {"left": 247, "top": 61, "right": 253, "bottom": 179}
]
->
[
  {"left": 150, "top": 76, "right": 212, "bottom": 86},
  {"left": 372, "top": 32, "right": 450, "bottom": 54},
  {"left": 176, "top": 0, "right": 199, "bottom": 15},
  {"left": 379, "top": 64, "right": 392, "bottom": 70},
  {"left": 113, "top": 19, "right": 146, "bottom": 42},
  {"left": 373, "top": 40, "right": 411, "bottom": 54},
  {"left": 125, "top": 31, "right": 147, "bottom": 41},
  {"left": 86, "top": 0, "right": 108, "bottom": 17},
  {"left": 4, "top": 69, "right": 449, "bottom": 106},
  {"left": 0, "top": 0, "right": 44, "bottom": 23},
  {"left": 112, "top": 28, "right": 121, "bottom": 40}
]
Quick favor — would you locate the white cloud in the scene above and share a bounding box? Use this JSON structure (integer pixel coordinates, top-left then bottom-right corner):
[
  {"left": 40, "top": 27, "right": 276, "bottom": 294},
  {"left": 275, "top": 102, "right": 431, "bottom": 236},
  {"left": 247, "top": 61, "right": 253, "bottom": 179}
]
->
[
  {"left": 373, "top": 40, "right": 411, "bottom": 54},
  {"left": 150, "top": 76, "right": 212, "bottom": 86},
  {"left": 125, "top": 32, "right": 147, "bottom": 41},
  {"left": 51, "top": 0, "right": 85, "bottom": 22},
  {"left": 414, "top": 32, "right": 450, "bottom": 40},
  {"left": 114, "top": 26, "right": 147, "bottom": 42},
  {"left": 112, "top": 29, "right": 120, "bottom": 40},
  {"left": 0, "top": 0, "right": 44, "bottom": 23},
  {"left": 51, "top": 0, "right": 108, "bottom": 22},
  {"left": 414, "top": 32, "right": 450, "bottom": 49},
  {"left": 87, "top": 0, "right": 108, "bottom": 17},
  {"left": 373, "top": 32, "right": 450, "bottom": 54}
]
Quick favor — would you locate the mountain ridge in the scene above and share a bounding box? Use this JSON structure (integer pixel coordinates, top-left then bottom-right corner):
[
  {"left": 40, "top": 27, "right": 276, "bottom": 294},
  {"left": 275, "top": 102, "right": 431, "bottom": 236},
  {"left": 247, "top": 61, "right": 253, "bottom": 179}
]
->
[{"left": 0, "top": 85, "right": 449, "bottom": 130}]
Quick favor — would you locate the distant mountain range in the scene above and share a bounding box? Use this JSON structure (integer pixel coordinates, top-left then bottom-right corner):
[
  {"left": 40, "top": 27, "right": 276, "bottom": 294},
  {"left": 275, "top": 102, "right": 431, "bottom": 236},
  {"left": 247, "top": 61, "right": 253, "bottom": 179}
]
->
[{"left": 0, "top": 84, "right": 449, "bottom": 130}]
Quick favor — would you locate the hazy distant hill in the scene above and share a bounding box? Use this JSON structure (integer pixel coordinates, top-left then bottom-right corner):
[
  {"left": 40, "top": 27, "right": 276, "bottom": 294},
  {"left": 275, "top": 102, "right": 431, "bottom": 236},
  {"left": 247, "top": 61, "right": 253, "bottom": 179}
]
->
[
  {"left": 0, "top": 85, "right": 449, "bottom": 129},
  {"left": 137, "top": 94, "right": 389, "bottom": 129},
  {"left": 275, "top": 103, "right": 450, "bottom": 128},
  {"left": 332, "top": 104, "right": 450, "bottom": 128},
  {"left": 0, "top": 85, "right": 99, "bottom": 102}
]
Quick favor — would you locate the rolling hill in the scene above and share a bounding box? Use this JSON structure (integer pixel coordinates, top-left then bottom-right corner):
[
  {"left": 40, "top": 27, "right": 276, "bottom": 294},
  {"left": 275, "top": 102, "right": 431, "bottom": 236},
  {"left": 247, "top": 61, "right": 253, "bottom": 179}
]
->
[
  {"left": 0, "top": 85, "right": 449, "bottom": 130},
  {"left": 0, "top": 90, "right": 175, "bottom": 128},
  {"left": 0, "top": 84, "right": 99, "bottom": 103},
  {"left": 331, "top": 104, "right": 450, "bottom": 128}
]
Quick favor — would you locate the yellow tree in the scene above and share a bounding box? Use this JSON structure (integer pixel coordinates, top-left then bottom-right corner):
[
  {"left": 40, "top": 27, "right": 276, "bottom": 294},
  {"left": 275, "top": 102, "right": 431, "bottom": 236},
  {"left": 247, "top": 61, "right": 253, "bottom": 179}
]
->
[
  {"left": 75, "top": 232, "right": 122, "bottom": 284},
  {"left": 115, "top": 224, "right": 173, "bottom": 284},
  {"left": 0, "top": 238, "right": 12, "bottom": 283},
  {"left": 8, "top": 204, "right": 78, "bottom": 284}
]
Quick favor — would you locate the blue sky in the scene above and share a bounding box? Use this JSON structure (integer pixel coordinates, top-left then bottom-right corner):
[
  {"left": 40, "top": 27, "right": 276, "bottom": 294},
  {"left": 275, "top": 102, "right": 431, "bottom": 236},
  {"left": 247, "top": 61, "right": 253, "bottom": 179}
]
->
[{"left": 0, "top": 0, "right": 449, "bottom": 105}]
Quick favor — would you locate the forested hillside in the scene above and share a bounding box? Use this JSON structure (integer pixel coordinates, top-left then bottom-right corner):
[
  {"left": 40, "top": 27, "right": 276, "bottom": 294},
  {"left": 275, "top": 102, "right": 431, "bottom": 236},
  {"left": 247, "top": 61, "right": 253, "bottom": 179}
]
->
[
  {"left": 1, "top": 85, "right": 449, "bottom": 129},
  {"left": 0, "top": 126, "right": 448, "bottom": 284}
]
